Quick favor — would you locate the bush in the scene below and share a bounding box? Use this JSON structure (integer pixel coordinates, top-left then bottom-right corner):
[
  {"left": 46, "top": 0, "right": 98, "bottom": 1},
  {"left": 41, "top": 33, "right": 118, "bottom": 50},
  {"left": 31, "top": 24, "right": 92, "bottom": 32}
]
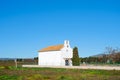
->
[{"left": 57, "top": 75, "right": 73, "bottom": 80}]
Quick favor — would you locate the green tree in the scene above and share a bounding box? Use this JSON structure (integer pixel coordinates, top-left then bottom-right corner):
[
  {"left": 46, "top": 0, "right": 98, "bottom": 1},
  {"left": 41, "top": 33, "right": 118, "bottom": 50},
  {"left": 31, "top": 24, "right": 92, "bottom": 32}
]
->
[{"left": 72, "top": 47, "right": 80, "bottom": 66}]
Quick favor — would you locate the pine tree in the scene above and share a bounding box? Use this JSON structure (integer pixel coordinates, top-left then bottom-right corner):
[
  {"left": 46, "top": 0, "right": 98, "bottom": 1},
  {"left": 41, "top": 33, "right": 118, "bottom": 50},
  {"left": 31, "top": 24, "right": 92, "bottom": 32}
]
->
[{"left": 72, "top": 47, "right": 80, "bottom": 66}]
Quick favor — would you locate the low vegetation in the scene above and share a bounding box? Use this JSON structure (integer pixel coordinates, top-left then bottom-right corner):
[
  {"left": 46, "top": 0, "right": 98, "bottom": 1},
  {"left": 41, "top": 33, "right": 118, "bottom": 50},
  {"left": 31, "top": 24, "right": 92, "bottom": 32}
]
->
[{"left": 0, "top": 65, "right": 120, "bottom": 80}]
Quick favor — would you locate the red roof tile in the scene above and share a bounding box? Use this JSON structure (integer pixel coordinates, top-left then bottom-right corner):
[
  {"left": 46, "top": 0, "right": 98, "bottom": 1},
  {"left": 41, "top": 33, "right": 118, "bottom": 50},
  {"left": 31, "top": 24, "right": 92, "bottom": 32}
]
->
[{"left": 38, "top": 44, "right": 64, "bottom": 52}]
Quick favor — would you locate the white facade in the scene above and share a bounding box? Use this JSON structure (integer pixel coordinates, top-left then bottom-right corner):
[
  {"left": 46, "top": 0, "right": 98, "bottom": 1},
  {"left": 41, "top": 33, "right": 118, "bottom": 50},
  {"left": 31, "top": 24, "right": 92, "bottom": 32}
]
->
[{"left": 38, "top": 40, "right": 73, "bottom": 66}]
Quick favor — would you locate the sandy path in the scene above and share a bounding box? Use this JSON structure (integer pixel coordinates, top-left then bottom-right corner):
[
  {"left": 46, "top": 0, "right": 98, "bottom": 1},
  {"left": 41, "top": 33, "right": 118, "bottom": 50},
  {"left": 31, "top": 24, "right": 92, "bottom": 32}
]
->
[{"left": 22, "top": 65, "right": 120, "bottom": 70}]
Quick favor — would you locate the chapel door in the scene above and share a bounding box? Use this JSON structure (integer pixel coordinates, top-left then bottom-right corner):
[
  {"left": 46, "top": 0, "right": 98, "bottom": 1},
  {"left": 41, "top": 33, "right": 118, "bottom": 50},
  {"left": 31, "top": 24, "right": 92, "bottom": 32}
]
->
[{"left": 65, "top": 60, "right": 69, "bottom": 66}]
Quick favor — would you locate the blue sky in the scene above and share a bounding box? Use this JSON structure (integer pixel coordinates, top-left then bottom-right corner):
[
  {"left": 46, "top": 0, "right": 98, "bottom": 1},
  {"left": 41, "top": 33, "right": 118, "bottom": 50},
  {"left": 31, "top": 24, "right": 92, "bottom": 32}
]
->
[{"left": 0, "top": 0, "right": 120, "bottom": 58}]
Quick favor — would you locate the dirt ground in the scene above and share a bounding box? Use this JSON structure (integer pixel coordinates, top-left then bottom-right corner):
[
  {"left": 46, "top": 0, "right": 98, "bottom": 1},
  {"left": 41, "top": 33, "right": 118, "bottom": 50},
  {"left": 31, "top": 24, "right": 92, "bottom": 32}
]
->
[{"left": 22, "top": 65, "right": 120, "bottom": 70}]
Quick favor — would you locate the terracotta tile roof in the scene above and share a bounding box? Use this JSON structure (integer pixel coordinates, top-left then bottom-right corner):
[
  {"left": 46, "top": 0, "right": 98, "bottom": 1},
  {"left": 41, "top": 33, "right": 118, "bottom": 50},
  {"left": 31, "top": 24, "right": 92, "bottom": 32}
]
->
[{"left": 38, "top": 44, "right": 64, "bottom": 52}]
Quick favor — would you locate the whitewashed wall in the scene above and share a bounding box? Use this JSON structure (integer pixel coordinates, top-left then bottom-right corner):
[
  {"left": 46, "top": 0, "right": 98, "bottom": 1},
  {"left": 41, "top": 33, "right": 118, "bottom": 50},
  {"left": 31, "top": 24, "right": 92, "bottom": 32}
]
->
[
  {"left": 61, "top": 47, "right": 73, "bottom": 58},
  {"left": 38, "top": 51, "right": 63, "bottom": 66}
]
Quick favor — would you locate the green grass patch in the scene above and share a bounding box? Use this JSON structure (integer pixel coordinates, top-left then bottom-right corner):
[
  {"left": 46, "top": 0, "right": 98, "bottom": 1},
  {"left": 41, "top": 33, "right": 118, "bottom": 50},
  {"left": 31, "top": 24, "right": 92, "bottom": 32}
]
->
[{"left": 0, "top": 67, "right": 120, "bottom": 80}]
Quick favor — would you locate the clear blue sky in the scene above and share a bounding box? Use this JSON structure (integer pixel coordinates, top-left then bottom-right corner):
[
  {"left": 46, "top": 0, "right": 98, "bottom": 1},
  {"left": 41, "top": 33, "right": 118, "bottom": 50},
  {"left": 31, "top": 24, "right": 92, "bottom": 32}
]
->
[{"left": 0, "top": 0, "right": 120, "bottom": 58}]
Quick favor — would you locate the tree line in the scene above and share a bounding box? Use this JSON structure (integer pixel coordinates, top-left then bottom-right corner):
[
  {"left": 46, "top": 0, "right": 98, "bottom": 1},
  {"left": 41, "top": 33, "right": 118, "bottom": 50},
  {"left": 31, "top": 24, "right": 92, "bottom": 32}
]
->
[{"left": 80, "top": 47, "right": 120, "bottom": 64}]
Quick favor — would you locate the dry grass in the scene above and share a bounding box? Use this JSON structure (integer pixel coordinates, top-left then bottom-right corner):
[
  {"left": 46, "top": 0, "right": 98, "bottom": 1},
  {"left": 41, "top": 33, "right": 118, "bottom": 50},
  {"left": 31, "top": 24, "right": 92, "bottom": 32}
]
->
[{"left": 0, "top": 66, "right": 120, "bottom": 80}]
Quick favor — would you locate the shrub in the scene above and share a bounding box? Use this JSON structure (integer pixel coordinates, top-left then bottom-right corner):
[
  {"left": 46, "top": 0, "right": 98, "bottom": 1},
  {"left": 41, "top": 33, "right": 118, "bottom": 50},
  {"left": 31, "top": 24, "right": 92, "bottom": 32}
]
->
[{"left": 57, "top": 75, "right": 73, "bottom": 80}]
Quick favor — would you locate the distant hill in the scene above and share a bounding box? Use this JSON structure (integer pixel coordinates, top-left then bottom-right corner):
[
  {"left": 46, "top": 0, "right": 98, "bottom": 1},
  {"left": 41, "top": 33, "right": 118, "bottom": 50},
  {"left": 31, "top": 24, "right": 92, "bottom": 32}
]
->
[
  {"left": 91, "top": 52, "right": 120, "bottom": 58},
  {"left": 0, "top": 58, "right": 34, "bottom": 61},
  {"left": 91, "top": 54, "right": 107, "bottom": 57},
  {"left": 0, "top": 58, "right": 16, "bottom": 60}
]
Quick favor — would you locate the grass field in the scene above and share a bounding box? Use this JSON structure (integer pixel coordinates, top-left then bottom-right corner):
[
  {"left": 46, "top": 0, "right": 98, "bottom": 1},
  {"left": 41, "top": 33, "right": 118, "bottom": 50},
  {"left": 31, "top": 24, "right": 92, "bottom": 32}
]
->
[{"left": 0, "top": 66, "right": 120, "bottom": 80}]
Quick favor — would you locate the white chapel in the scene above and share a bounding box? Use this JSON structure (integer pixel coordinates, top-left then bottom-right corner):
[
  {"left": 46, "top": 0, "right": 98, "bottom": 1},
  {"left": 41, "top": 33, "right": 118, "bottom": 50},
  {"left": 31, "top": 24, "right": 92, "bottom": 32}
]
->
[{"left": 38, "top": 40, "right": 73, "bottom": 66}]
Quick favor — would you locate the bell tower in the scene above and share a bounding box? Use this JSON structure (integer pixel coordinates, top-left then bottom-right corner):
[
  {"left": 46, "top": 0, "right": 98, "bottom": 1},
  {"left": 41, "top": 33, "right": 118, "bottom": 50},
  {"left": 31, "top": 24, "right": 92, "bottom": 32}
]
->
[{"left": 64, "top": 40, "right": 70, "bottom": 48}]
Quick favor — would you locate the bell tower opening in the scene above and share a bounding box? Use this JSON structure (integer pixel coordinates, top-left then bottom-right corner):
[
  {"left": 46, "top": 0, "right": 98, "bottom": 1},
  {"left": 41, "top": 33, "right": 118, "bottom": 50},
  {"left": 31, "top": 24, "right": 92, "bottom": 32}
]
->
[{"left": 64, "top": 40, "right": 70, "bottom": 48}]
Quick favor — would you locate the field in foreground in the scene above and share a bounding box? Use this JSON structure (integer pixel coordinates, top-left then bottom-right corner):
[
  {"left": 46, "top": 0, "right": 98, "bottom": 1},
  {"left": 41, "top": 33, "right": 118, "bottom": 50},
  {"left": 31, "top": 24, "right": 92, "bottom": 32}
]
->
[{"left": 0, "top": 66, "right": 120, "bottom": 80}]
